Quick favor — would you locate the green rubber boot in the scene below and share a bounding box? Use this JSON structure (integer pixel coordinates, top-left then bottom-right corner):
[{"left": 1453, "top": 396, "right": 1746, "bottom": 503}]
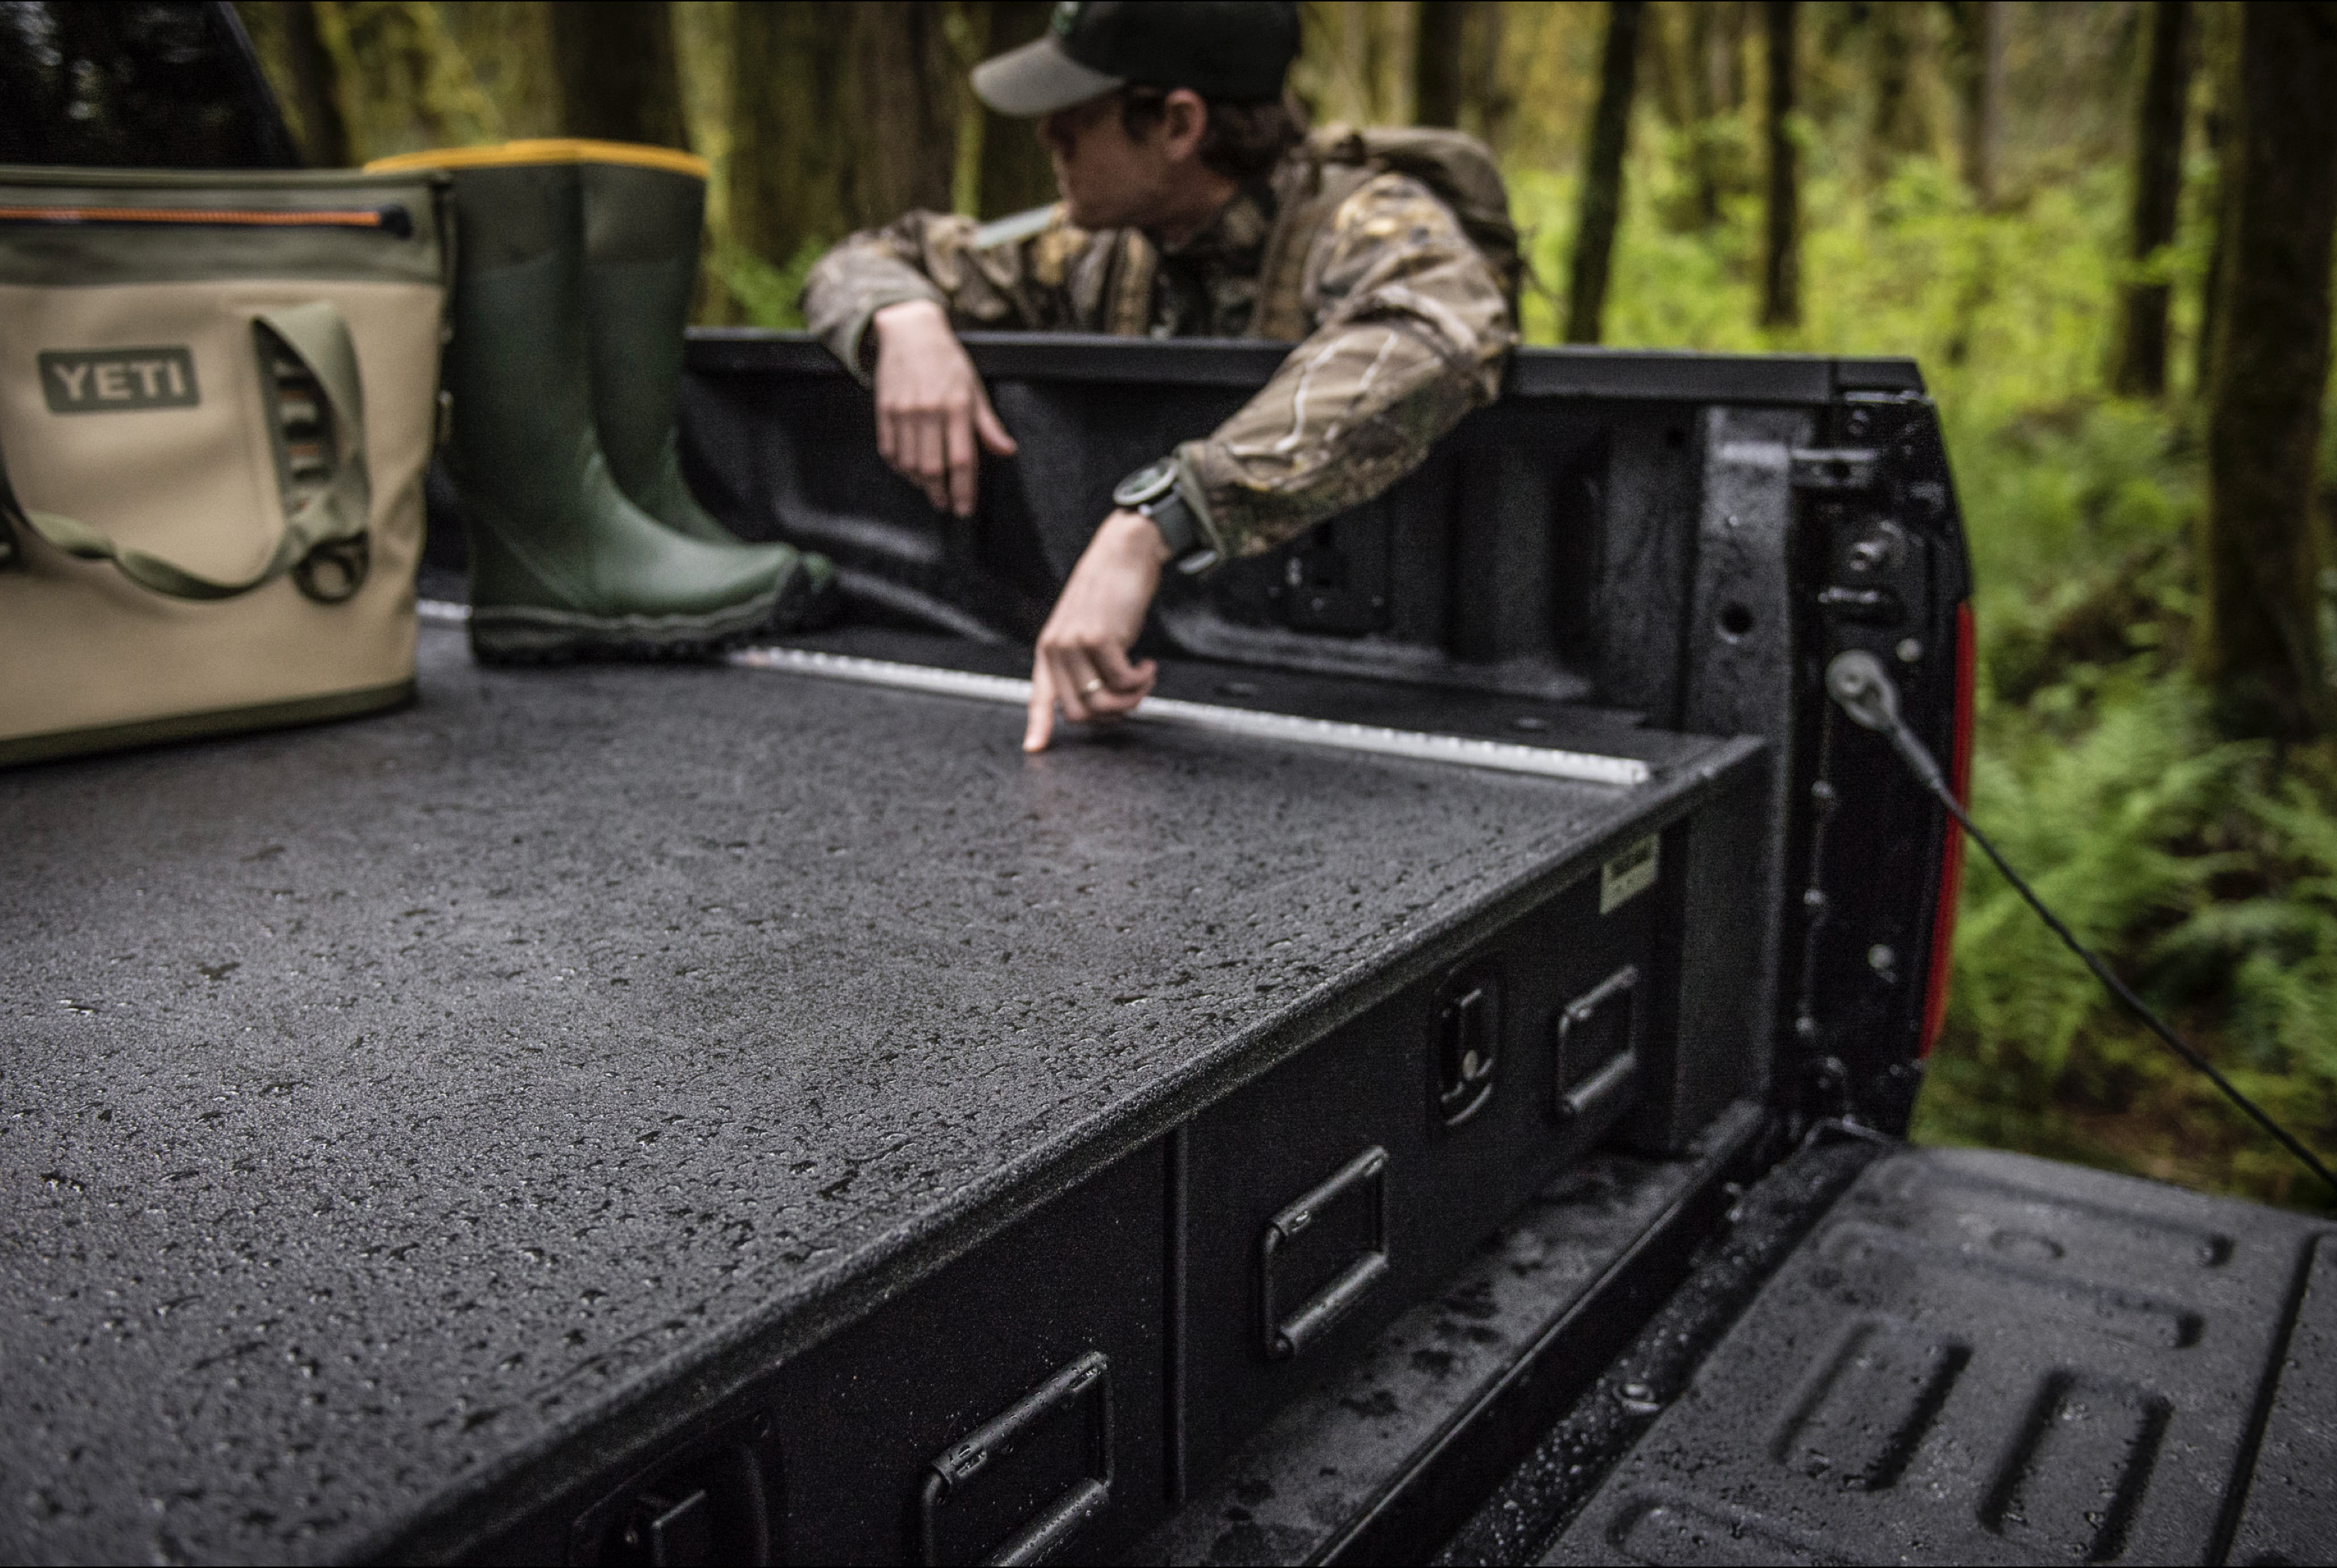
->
[
  {"left": 577, "top": 149, "right": 835, "bottom": 627},
  {"left": 375, "top": 144, "right": 817, "bottom": 662},
  {"left": 581, "top": 155, "right": 756, "bottom": 544}
]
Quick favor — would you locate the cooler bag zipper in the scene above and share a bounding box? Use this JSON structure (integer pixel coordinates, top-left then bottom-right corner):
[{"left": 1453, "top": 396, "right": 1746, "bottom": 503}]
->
[{"left": 0, "top": 204, "right": 414, "bottom": 236}]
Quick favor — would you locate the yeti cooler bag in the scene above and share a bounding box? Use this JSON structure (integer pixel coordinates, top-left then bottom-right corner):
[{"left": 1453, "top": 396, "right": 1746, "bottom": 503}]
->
[{"left": 0, "top": 167, "right": 449, "bottom": 765}]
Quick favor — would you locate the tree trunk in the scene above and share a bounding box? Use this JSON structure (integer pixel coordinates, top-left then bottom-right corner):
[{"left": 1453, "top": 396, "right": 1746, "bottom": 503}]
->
[
  {"left": 550, "top": 0, "right": 687, "bottom": 148},
  {"left": 2194, "top": 1, "right": 2241, "bottom": 395},
  {"left": 2114, "top": 1, "right": 2194, "bottom": 399},
  {"left": 1418, "top": 1, "right": 1513, "bottom": 152},
  {"left": 2196, "top": 0, "right": 2337, "bottom": 741},
  {"left": 1467, "top": 1, "right": 1513, "bottom": 152},
  {"left": 1415, "top": 0, "right": 1467, "bottom": 128},
  {"left": 1684, "top": 0, "right": 1722, "bottom": 226},
  {"left": 1681, "top": 0, "right": 1751, "bottom": 228},
  {"left": 1566, "top": 0, "right": 1643, "bottom": 345},
  {"left": 1375, "top": 0, "right": 1419, "bottom": 126},
  {"left": 1761, "top": 0, "right": 1800, "bottom": 329},
  {"left": 848, "top": 1, "right": 962, "bottom": 223},
  {"left": 729, "top": 1, "right": 963, "bottom": 279},
  {"left": 1958, "top": 0, "right": 2004, "bottom": 206},
  {"left": 1334, "top": 1, "right": 1373, "bottom": 124},
  {"left": 1643, "top": 1, "right": 1693, "bottom": 134},
  {"left": 267, "top": 1, "right": 352, "bottom": 166},
  {"left": 231, "top": 1, "right": 349, "bottom": 167},
  {"left": 1864, "top": 1, "right": 1935, "bottom": 183},
  {"left": 1708, "top": 0, "right": 1746, "bottom": 113},
  {"left": 977, "top": 1, "right": 1059, "bottom": 218},
  {"left": 730, "top": 1, "right": 858, "bottom": 277}
]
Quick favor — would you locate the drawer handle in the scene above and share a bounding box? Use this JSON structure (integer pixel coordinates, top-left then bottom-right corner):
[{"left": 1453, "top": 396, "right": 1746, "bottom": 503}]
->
[
  {"left": 1260, "top": 1146, "right": 1390, "bottom": 1361},
  {"left": 918, "top": 1351, "right": 1113, "bottom": 1567},
  {"left": 1560, "top": 1047, "right": 1639, "bottom": 1126},
  {"left": 1555, "top": 963, "right": 1641, "bottom": 1125}
]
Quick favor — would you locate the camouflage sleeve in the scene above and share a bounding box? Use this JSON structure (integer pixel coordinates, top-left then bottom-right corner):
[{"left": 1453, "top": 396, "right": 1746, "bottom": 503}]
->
[
  {"left": 1174, "top": 173, "right": 1516, "bottom": 561},
  {"left": 800, "top": 207, "right": 1114, "bottom": 382}
]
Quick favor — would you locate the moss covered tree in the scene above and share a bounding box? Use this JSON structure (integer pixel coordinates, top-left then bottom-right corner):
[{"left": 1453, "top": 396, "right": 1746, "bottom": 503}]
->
[
  {"left": 1760, "top": 0, "right": 1799, "bottom": 329},
  {"left": 1954, "top": 0, "right": 2005, "bottom": 208},
  {"left": 1566, "top": 0, "right": 1643, "bottom": 343},
  {"left": 729, "top": 3, "right": 962, "bottom": 284},
  {"left": 2114, "top": 0, "right": 2193, "bottom": 399},
  {"left": 2197, "top": 0, "right": 2337, "bottom": 741},
  {"left": 1415, "top": 0, "right": 1469, "bottom": 130},
  {"left": 1682, "top": 0, "right": 1749, "bottom": 229},
  {"left": 550, "top": 1, "right": 686, "bottom": 149},
  {"left": 235, "top": 0, "right": 351, "bottom": 166},
  {"left": 976, "top": 0, "right": 1058, "bottom": 219}
]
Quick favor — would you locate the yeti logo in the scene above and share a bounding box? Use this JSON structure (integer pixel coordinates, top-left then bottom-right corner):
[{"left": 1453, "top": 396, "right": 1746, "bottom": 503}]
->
[{"left": 39, "top": 347, "right": 199, "bottom": 413}]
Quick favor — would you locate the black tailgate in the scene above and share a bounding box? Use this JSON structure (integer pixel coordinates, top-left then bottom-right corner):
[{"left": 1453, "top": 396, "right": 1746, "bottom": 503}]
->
[{"left": 1457, "top": 1144, "right": 2334, "bottom": 1566}]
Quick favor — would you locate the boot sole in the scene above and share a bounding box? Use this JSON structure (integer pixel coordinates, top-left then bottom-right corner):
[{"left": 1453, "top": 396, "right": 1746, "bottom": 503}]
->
[
  {"left": 470, "top": 587, "right": 783, "bottom": 665},
  {"left": 769, "top": 561, "right": 842, "bottom": 634}
]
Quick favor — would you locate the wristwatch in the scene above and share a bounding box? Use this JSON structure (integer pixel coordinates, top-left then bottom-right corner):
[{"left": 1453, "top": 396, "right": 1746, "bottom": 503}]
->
[{"left": 1114, "top": 458, "right": 1220, "bottom": 576}]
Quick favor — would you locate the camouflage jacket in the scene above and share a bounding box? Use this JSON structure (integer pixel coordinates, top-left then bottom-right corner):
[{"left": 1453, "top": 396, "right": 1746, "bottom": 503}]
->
[{"left": 800, "top": 140, "right": 1516, "bottom": 564}]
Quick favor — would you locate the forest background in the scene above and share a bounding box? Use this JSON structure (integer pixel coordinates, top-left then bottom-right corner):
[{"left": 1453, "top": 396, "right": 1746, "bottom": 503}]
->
[{"left": 230, "top": 0, "right": 2337, "bottom": 1212}]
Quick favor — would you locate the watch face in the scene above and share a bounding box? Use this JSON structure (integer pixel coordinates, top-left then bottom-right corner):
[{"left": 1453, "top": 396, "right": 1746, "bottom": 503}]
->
[{"left": 1113, "top": 458, "right": 1179, "bottom": 509}]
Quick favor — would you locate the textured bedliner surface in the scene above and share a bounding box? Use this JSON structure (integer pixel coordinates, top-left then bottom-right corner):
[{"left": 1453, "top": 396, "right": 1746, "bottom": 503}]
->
[{"left": 1543, "top": 1146, "right": 2336, "bottom": 1567}]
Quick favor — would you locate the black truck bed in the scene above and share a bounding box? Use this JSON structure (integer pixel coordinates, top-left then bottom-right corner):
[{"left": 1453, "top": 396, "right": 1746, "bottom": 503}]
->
[
  {"left": 1499, "top": 1145, "right": 2336, "bottom": 1567},
  {"left": 0, "top": 620, "right": 1758, "bottom": 1564},
  {"left": 19, "top": 321, "right": 2321, "bottom": 1566}
]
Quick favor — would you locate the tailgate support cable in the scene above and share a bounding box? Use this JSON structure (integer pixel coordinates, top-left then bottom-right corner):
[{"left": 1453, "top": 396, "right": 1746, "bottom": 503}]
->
[{"left": 1826, "top": 650, "right": 2337, "bottom": 1198}]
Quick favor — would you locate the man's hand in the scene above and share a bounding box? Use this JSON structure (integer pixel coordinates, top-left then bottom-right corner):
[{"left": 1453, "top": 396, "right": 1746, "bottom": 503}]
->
[
  {"left": 1025, "top": 509, "right": 1170, "bottom": 753},
  {"left": 871, "top": 299, "right": 1017, "bottom": 515}
]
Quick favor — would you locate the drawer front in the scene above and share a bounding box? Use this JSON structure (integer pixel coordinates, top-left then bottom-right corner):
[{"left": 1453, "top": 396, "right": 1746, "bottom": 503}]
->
[
  {"left": 1181, "top": 830, "right": 1674, "bottom": 1482},
  {"left": 476, "top": 1143, "right": 1168, "bottom": 1567},
  {"left": 1418, "top": 828, "right": 1673, "bottom": 1246},
  {"left": 771, "top": 1143, "right": 1168, "bottom": 1565}
]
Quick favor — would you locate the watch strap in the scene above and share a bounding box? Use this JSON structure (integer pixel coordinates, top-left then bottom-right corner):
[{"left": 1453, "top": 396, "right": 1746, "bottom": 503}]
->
[
  {"left": 1142, "top": 487, "right": 1199, "bottom": 556},
  {"left": 1117, "top": 455, "right": 1220, "bottom": 575}
]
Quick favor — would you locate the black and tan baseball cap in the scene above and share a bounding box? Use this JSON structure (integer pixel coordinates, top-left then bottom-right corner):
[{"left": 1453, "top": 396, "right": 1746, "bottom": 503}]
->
[{"left": 970, "top": 1, "right": 1301, "bottom": 118}]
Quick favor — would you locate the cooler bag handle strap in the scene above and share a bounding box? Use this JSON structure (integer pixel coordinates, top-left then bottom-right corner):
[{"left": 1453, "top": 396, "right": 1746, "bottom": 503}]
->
[{"left": 0, "top": 300, "right": 373, "bottom": 604}]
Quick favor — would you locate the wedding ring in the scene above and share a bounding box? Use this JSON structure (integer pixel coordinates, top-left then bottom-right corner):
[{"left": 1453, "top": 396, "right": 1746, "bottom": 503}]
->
[{"left": 1080, "top": 676, "right": 1105, "bottom": 694}]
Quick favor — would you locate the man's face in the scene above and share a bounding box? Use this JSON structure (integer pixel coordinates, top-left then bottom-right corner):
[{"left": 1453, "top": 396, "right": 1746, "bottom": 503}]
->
[{"left": 1038, "top": 94, "right": 1179, "bottom": 231}]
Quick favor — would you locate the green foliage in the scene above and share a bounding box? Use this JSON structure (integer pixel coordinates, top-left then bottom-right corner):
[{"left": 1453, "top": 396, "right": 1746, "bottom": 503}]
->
[
  {"left": 1510, "top": 140, "right": 2138, "bottom": 404},
  {"left": 1947, "top": 673, "right": 2251, "bottom": 1083},
  {"left": 708, "top": 237, "right": 825, "bottom": 332},
  {"left": 1504, "top": 115, "right": 2337, "bottom": 1212},
  {"left": 2156, "top": 782, "right": 2337, "bottom": 1085},
  {"left": 1910, "top": 397, "right": 2336, "bottom": 1211}
]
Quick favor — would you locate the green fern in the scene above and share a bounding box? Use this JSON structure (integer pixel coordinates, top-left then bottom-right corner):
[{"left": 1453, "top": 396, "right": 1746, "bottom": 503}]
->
[{"left": 1947, "top": 676, "right": 2256, "bottom": 1086}]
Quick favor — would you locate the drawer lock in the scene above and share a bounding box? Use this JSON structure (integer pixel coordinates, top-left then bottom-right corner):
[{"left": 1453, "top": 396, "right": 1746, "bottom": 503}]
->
[
  {"left": 567, "top": 1417, "right": 777, "bottom": 1566},
  {"left": 1435, "top": 968, "right": 1502, "bottom": 1127}
]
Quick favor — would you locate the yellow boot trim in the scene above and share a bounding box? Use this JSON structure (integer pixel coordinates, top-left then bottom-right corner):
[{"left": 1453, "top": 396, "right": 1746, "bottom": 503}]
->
[{"left": 365, "top": 140, "right": 708, "bottom": 180}]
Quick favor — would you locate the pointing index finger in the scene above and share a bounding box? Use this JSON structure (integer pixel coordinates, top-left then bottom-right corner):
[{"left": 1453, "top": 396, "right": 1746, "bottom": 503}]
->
[{"left": 1024, "top": 656, "right": 1056, "bottom": 753}]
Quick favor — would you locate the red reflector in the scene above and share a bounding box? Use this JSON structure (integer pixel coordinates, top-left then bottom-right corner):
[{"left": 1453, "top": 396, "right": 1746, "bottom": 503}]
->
[{"left": 1920, "top": 601, "right": 1976, "bottom": 1056}]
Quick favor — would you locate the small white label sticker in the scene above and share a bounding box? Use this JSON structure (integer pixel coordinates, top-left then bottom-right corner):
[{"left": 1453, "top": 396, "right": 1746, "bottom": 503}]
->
[{"left": 1600, "top": 835, "right": 1660, "bottom": 913}]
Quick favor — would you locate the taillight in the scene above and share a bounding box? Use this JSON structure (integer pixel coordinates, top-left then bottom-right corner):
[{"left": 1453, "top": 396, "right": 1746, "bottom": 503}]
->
[{"left": 1920, "top": 600, "right": 1976, "bottom": 1055}]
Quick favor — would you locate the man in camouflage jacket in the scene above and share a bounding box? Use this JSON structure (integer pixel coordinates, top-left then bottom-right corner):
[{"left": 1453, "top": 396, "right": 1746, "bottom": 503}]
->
[{"left": 801, "top": 1, "right": 1516, "bottom": 749}]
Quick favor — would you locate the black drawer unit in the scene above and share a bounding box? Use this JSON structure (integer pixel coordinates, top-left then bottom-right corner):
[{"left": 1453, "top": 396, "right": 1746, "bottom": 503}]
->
[
  {"left": 1178, "top": 822, "right": 1686, "bottom": 1483},
  {"left": 479, "top": 1143, "right": 1167, "bottom": 1567},
  {"left": 0, "top": 316, "right": 2017, "bottom": 1567},
  {"left": 763, "top": 1143, "right": 1168, "bottom": 1566},
  {"left": 0, "top": 618, "right": 1767, "bottom": 1565}
]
